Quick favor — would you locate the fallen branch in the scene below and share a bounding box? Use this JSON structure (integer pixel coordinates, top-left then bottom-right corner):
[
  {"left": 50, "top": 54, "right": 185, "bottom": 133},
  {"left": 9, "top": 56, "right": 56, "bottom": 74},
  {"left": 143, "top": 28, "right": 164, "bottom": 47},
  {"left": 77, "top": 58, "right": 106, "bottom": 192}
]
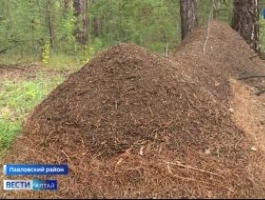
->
[
  {"left": 256, "top": 89, "right": 265, "bottom": 96},
  {"left": 249, "top": 55, "right": 259, "bottom": 59},
  {"left": 203, "top": 2, "right": 214, "bottom": 54},
  {"left": 249, "top": 53, "right": 265, "bottom": 60},
  {"left": 161, "top": 160, "right": 224, "bottom": 179},
  {"left": 237, "top": 75, "right": 265, "bottom": 80}
]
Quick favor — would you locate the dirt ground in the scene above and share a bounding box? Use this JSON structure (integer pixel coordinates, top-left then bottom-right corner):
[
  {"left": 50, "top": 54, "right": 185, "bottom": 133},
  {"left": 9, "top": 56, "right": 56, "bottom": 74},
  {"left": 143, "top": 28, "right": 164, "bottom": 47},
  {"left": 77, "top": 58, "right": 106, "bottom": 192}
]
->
[
  {"left": 0, "top": 62, "right": 73, "bottom": 81},
  {"left": 230, "top": 78, "right": 265, "bottom": 152}
]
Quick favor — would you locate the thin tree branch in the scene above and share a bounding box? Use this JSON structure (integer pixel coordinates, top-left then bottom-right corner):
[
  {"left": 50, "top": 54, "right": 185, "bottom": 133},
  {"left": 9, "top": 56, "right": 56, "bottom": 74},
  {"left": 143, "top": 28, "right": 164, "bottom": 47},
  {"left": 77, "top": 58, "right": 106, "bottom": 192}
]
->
[
  {"left": 203, "top": 1, "right": 214, "bottom": 54},
  {"left": 256, "top": 90, "right": 265, "bottom": 96},
  {"left": 237, "top": 75, "right": 265, "bottom": 80}
]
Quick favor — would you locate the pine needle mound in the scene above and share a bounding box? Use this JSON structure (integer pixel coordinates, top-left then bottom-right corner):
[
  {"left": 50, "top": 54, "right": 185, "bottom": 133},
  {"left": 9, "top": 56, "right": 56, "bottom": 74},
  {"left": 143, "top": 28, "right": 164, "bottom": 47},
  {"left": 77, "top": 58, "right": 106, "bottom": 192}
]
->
[
  {"left": 177, "top": 20, "right": 265, "bottom": 80},
  {"left": 1, "top": 21, "right": 265, "bottom": 198}
]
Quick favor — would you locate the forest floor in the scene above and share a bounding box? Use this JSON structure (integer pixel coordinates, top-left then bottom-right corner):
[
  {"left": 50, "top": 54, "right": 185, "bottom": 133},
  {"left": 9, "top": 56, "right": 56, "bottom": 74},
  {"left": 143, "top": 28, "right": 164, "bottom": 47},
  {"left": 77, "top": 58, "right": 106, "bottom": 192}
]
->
[
  {"left": 1, "top": 20, "right": 265, "bottom": 198},
  {"left": 0, "top": 62, "right": 75, "bottom": 81}
]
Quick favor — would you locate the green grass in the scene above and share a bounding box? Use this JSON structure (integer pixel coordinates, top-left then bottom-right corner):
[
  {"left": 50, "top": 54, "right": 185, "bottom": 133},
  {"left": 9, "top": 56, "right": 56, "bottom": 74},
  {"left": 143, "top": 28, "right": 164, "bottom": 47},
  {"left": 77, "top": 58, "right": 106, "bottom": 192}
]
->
[
  {"left": 0, "top": 74, "right": 65, "bottom": 157},
  {"left": 45, "top": 53, "right": 85, "bottom": 71},
  {"left": 0, "top": 120, "right": 22, "bottom": 158}
]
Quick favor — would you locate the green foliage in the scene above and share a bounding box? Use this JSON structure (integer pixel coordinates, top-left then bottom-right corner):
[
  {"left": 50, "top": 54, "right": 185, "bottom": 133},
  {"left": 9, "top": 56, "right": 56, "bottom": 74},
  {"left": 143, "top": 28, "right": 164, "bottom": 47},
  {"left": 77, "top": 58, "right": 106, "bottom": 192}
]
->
[
  {"left": 42, "top": 39, "right": 51, "bottom": 64},
  {"left": 0, "top": 76, "right": 64, "bottom": 120},
  {"left": 46, "top": 54, "right": 84, "bottom": 71},
  {"left": 198, "top": 0, "right": 233, "bottom": 25},
  {"left": 0, "top": 120, "right": 21, "bottom": 150},
  {"left": 0, "top": 0, "right": 264, "bottom": 60},
  {"left": 0, "top": 0, "right": 181, "bottom": 58},
  {"left": 89, "top": 0, "right": 180, "bottom": 54},
  {"left": 75, "top": 38, "right": 104, "bottom": 62}
]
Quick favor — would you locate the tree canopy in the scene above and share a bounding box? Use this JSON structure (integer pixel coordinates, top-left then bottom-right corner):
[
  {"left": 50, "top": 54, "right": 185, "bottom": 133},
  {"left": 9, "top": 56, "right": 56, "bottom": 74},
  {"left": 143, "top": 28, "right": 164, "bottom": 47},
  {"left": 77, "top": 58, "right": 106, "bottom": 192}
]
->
[{"left": 0, "top": 0, "right": 265, "bottom": 63}]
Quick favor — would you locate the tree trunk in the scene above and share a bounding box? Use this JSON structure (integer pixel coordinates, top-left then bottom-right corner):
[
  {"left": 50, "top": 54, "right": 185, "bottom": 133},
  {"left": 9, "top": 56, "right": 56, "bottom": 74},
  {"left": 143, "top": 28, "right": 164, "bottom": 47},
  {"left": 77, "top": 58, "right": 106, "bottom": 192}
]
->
[
  {"left": 46, "top": 0, "right": 55, "bottom": 49},
  {"left": 232, "top": 0, "right": 259, "bottom": 52},
  {"left": 180, "top": 0, "right": 198, "bottom": 40},
  {"left": 73, "top": 0, "right": 89, "bottom": 45},
  {"left": 63, "top": 0, "right": 70, "bottom": 18},
  {"left": 92, "top": 14, "right": 101, "bottom": 37}
]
